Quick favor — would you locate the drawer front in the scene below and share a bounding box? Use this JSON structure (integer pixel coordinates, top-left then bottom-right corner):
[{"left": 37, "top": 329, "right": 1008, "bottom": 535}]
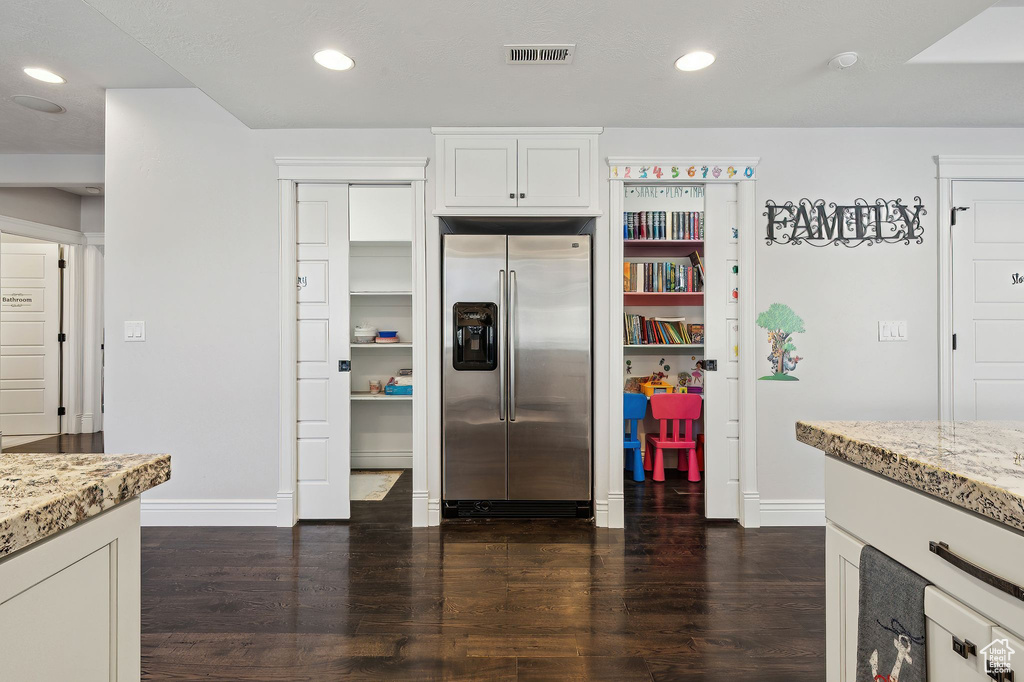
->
[
  {"left": 826, "top": 457, "right": 1024, "bottom": 636},
  {"left": 988, "top": 627, "right": 1022, "bottom": 680},
  {"left": 926, "top": 586, "right": 994, "bottom": 679}
]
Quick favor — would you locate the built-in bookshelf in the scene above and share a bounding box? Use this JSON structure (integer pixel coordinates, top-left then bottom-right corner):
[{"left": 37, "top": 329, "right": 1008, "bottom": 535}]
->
[{"left": 622, "top": 185, "right": 706, "bottom": 363}]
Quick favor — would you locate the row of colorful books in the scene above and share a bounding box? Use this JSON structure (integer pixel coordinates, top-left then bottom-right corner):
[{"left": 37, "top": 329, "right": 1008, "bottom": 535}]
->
[
  {"left": 623, "top": 315, "right": 704, "bottom": 346},
  {"left": 624, "top": 261, "right": 703, "bottom": 293},
  {"left": 623, "top": 211, "right": 704, "bottom": 240}
]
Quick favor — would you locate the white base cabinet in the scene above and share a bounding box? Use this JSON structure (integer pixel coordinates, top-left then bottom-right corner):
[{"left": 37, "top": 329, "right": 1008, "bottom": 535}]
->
[
  {"left": 433, "top": 128, "right": 601, "bottom": 215},
  {"left": 0, "top": 499, "right": 141, "bottom": 682},
  {"left": 826, "top": 457, "right": 1024, "bottom": 682}
]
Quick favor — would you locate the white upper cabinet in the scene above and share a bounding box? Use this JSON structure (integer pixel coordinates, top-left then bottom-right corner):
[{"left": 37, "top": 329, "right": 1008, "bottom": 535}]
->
[
  {"left": 442, "top": 137, "right": 518, "bottom": 208},
  {"left": 349, "top": 185, "right": 414, "bottom": 242},
  {"left": 516, "top": 137, "right": 591, "bottom": 208},
  {"left": 433, "top": 128, "right": 601, "bottom": 215}
]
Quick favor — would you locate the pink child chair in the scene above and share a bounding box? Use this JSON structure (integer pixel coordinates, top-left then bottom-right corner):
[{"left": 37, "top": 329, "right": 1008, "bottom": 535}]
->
[{"left": 644, "top": 393, "right": 703, "bottom": 483}]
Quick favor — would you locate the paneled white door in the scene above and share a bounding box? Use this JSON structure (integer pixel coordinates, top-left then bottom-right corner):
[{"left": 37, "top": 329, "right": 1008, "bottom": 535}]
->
[
  {"left": 952, "top": 181, "right": 1024, "bottom": 420},
  {"left": 703, "top": 184, "right": 740, "bottom": 519},
  {"left": 296, "top": 184, "right": 351, "bottom": 519},
  {"left": 0, "top": 241, "right": 60, "bottom": 436}
]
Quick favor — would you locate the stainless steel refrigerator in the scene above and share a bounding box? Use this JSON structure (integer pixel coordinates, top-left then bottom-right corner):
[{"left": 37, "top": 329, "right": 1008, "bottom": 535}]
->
[{"left": 442, "top": 234, "right": 591, "bottom": 517}]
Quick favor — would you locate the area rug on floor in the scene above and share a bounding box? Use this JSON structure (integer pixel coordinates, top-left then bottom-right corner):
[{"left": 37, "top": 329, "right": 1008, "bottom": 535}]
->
[{"left": 350, "top": 471, "right": 403, "bottom": 501}]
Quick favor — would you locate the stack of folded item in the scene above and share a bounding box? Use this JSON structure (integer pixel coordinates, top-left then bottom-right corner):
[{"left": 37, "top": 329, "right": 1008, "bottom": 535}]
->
[{"left": 385, "top": 370, "right": 413, "bottom": 395}]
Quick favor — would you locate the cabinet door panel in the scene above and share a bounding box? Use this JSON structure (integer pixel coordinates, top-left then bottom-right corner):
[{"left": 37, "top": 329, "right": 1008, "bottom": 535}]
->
[
  {"left": 0, "top": 546, "right": 111, "bottom": 681},
  {"left": 925, "top": 587, "right": 994, "bottom": 681},
  {"left": 443, "top": 137, "right": 517, "bottom": 207},
  {"left": 516, "top": 137, "right": 590, "bottom": 207}
]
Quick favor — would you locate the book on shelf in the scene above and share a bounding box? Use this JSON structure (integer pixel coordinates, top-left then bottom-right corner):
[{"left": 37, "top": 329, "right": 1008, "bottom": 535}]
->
[
  {"left": 622, "top": 261, "right": 703, "bottom": 293},
  {"left": 623, "top": 211, "right": 705, "bottom": 240},
  {"left": 688, "top": 324, "right": 704, "bottom": 344},
  {"left": 623, "top": 314, "right": 697, "bottom": 346}
]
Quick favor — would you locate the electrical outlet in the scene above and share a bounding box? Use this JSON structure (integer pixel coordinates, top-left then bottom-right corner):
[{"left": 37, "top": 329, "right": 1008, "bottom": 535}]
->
[
  {"left": 124, "top": 321, "right": 146, "bottom": 342},
  {"left": 878, "top": 320, "right": 907, "bottom": 342}
]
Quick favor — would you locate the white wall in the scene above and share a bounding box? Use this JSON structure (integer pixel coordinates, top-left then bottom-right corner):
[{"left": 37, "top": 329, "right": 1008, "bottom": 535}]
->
[
  {"left": 106, "top": 87, "right": 1024, "bottom": 525},
  {"left": 0, "top": 187, "right": 81, "bottom": 231},
  {"left": 80, "top": 196, "right": 104, "bottom": 234},
  {"left": 0, "top": 154, "right": 103, "bottom": 187}
]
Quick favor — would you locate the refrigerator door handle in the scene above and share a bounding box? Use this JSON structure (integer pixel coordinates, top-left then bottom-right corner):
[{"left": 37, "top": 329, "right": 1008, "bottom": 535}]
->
[
  {"left": 508, "top": 269, "right": 517, "bottom": 422},
  {"left": 498, "top": 269, "right": 506, "bottom": 421}
]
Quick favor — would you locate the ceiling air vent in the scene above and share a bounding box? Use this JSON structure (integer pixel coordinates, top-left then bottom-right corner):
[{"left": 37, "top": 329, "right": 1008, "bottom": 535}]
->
[{"left": 505, "top": 44, "right": 575, "bottom": 65}]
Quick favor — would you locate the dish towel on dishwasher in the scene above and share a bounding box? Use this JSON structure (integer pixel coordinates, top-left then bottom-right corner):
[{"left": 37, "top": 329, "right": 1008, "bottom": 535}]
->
[{"left": 857, "top": 546, "right": 931, "bottom": 682}]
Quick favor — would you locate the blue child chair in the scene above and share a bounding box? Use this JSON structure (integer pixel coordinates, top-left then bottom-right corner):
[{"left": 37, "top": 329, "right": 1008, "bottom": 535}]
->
[{"left": 623, "top": 392, "right": 648, "bottom": 482}]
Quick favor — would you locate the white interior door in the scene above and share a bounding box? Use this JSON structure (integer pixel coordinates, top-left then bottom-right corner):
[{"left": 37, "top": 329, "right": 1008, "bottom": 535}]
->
[
  {"left": 703, "top": 184, "right": 740, "bottom": 519},
  {"left": 296, "top": 184, "right": 351, "bottom": 519},
  {"left": 0, "top": 241, "right": 60, "bottom": 436},
  {"left": 952, "top": 181, "right": 1024, "bottom": 420}
]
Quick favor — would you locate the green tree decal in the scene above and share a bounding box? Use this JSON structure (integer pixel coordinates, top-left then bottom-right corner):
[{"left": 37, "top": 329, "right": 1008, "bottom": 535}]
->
[{"left": 756, "top": 303, "right": 805, "bottom": 381}]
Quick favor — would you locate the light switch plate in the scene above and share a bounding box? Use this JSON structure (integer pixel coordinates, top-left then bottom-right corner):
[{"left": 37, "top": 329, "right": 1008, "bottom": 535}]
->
[
  {"left": 124, "top": 321, "right": 146, "bottom": 342},
  {"left": 878, "top": 320, "right": 907, "bottom": 342}
]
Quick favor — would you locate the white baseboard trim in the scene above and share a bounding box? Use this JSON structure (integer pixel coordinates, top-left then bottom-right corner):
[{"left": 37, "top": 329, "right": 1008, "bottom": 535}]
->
[
  {"left": 760, "top": 499, "right": 825, "bottom": 527},
  {"left": 141, "top": 498, "right": 278, "bottom": 526},
  {"left": 352, "top": 451, "right": 412, "bottom": 469},
  {"left": 412, "top": 490, "right": 428, "bottom": 527},
  {"left": 594, "top": 499, "right": 609, "bottom": 527},
  {"left": 276, "top": 491, "right": 296, "bottom": 527},
  {"left": 607, "top": 492, "right": 624, "bottom": 529},
  {"left": 427, "top": 497, "right": 441, "bottom": 526},
  {"left": 741, "top": 491, "right": 761, "bottom": 528}
]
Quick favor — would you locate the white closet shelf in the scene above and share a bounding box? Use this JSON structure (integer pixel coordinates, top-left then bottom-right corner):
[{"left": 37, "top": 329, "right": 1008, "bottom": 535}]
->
[
  {"left": 350, "top": 290, "right": 413, "bottom": 296},
  {"left": 351, "top": 342, "right": 413, "bottom": 349},
  {"left": 351, "top": 392, "right": 413, "bottom": 401},
  {"left": 624, "top": 344, "right": 704, "bottom": 352}
]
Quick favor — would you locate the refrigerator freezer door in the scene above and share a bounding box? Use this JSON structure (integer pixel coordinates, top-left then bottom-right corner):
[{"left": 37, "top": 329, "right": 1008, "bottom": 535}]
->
[
  {"left": 443, "top": 234, "right": 508, "bottom": 500},
  {"left": 507, "top": 235, "right": 592, "bottom": 500}
]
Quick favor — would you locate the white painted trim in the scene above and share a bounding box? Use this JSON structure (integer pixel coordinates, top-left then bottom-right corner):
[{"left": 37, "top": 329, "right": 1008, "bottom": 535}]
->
[
  {"left": 277, "top": 180, "right": 298, "bottom": 527},
  {"left": 276, "top": 159, "right": 429, "bottom": 528},
  {"left": 607, "top": 492, "right": 624, "bottom": 528},
  {"left": 425, "top": 215, "right": 443, "bottom": 527},
  {"left": 410, "top": 180, "right": 430, "bottom": 527},
  {"left": 0, "top": 213, "right": 86, "bottom": 245},
  {"left": 737, "top": 181, "right": 761, "bottom": 528},
  {"left": 83, "top": 232, "right": 104, "bottom": 247},
  {"left": 935, "top": 156, "right": 1024, "bottom": 421},
  {"left": 141, "top": 498, "right": 278, "bottom": 526},
  {"left": 62, "top": 244, "right": 86, "bottom": 434},
  {"left": 276, "top": 157, "right": 427, "bottom": 182},
  {"left": 431, "top": 126, "right": 603, "bottom": 135},
  {"left": 352, "top": 451, "right": 413, "bottom": 469},
  {"left": 603, "top": 165, "right": 760, "bottom": 528},
  {"left": 760, "top": 499, "right": 825, "bottom": 526}
]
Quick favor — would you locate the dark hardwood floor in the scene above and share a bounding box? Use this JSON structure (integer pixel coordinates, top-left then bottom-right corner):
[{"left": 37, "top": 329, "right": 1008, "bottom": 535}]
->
[
  {"left": 140, "top": 469, "right": 825, "bottom": 680},
  {"left": 4, "top": 431, "right": 105, "bottom": 453}
]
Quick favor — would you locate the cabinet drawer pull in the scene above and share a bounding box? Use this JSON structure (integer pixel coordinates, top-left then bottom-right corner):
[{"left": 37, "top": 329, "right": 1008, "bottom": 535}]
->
[
  {"left": 930, "top": 541, "right": 1024, "bottom": 602},
  {"left": 952, "top": 635, "right": 976, "bottom": 659}
]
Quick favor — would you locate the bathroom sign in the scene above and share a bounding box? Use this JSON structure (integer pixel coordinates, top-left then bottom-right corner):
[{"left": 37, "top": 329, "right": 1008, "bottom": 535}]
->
[
  {"left": 1, "top": 288, "right": 43, "bottom": 311},
  {"left": 765, "top": 197, "right": 926, "bottom": 247}
]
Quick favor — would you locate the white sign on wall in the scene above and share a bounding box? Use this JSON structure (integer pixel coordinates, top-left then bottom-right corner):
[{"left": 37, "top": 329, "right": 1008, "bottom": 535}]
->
[{"left": 1, "top": 288, "right": 43, "bottom": 312}]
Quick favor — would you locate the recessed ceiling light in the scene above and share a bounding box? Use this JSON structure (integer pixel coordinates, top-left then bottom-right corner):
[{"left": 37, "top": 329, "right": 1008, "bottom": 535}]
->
[
  {"left": 828, "top": 52, "right": 859, "bottom": 70},
  {"left": 12, "top": 95, "right": 65, "bottom": 114},
  {"left": 313, "top": 49, "right": 355, "bottom": 71},
  {"left": 24, "top": 67, "right": 65, "bottom": 84},
  {"left": 675, "top": 51, "right": 716, "bottom": 72}
]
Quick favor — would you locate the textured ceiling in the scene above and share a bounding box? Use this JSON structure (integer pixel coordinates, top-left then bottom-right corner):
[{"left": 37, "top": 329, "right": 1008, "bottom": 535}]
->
[
  {"left": 83, "top": 0, "right": 1021, "bottom": 128},
  {"left": 0, "top": 0, "right": 189, "bottom": 153}
]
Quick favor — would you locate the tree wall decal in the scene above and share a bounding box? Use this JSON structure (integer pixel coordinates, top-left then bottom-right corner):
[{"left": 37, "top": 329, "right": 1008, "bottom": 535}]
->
[{"left": 756, "top": 303, "right": 805, "bottom": 381}]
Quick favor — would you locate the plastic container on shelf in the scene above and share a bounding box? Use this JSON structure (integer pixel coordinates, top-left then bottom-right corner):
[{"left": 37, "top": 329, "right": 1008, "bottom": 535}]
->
[{"left": 353, "top": 324, "right": 378, "bottom": 344}]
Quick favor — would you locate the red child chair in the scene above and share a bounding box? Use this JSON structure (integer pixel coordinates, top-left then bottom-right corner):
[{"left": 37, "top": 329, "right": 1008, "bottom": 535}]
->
[{"left": 644, "top": 393, "right": 703, "bottom": 482}]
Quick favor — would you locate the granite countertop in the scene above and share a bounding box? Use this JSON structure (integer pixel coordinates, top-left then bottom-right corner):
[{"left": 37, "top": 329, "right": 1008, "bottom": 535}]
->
[
  {"left": 0, "top": 453, "right": 170, "bottom": 558},
  {"left": 797, "top": 421, "right": 1024, "bottom": 532}
]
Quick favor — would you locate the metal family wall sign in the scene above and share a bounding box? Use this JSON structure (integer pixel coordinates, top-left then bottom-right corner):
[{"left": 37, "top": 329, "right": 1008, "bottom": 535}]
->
[{"left": 765, "top": 197, "right": 926, "bottom": 248}]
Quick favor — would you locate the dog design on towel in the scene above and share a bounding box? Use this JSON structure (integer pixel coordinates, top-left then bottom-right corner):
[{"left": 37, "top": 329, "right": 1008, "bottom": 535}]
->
[{"left": 869, "top": 619, "right": 925, "bottom": 682}]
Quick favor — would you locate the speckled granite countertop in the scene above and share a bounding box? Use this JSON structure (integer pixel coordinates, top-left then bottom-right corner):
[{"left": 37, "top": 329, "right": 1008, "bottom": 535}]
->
[
  {"left": 798, "top": 421, "right": 1024, "bottom": 532},
  {"left": 0, "top": 453, "right": 170, "bottom": 558}
]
